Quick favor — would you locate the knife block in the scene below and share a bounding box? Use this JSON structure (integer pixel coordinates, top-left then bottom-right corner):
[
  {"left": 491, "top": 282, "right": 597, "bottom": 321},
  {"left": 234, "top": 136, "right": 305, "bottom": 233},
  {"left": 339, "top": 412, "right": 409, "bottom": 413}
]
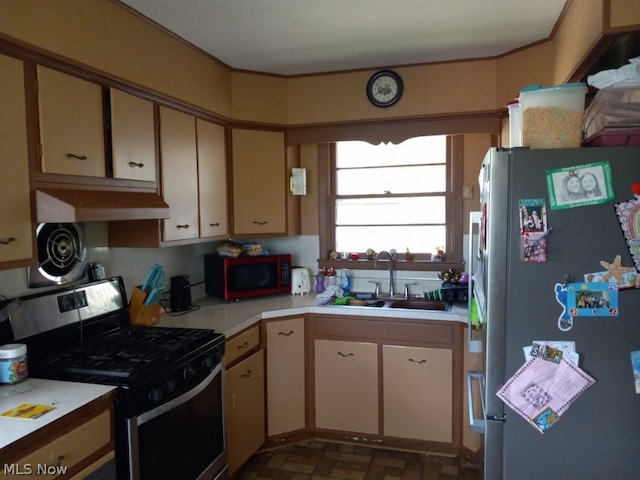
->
[{"left": 129, "top": 286, "right": 160, "bottom": 326}]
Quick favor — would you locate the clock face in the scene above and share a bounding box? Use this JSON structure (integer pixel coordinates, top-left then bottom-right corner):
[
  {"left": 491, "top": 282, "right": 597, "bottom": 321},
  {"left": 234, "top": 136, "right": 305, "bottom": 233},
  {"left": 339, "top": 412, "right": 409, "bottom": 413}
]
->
[{"left": 367, "top": 70, "right": 403, "bottom": 107}]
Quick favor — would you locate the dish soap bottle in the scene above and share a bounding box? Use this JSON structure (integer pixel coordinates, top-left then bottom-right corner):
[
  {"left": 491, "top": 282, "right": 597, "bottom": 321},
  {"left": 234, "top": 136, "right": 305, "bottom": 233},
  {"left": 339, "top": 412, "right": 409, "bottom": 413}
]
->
[{"left": 341, "top": 269, "right": 351, "bottom": 296}]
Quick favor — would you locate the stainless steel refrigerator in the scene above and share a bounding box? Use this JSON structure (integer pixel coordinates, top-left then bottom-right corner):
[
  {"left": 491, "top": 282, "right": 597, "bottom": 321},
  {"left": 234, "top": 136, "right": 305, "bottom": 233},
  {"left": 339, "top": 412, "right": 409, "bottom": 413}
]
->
[{"left": 468, "top": 146, "right": 640, "bottom": 479}]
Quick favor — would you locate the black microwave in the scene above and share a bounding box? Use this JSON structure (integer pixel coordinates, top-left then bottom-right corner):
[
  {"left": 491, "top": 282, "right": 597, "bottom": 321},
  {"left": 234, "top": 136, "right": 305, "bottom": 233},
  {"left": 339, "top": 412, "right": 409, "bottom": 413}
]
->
[{"left": 204, "top": 254, "right": 292, "bottom": 300}]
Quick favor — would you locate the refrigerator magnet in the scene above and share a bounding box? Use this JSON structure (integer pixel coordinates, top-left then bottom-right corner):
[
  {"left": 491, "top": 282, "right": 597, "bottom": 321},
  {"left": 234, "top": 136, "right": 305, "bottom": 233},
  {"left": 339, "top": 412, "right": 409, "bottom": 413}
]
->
[
  {"left": 519, "top": 199, "right": 547, "bottom": 234},
  {"left": 554, "top": 283, "right": 573, "bottom": 331},
  {"left": 566, "top": 282, "right": 619, "bottom": 317},
  {"left": 546, "top": 161, "right": 615, "bottom": 210},
  {"left": 614, "top": 184, "right": 640, "bottom": 271}
]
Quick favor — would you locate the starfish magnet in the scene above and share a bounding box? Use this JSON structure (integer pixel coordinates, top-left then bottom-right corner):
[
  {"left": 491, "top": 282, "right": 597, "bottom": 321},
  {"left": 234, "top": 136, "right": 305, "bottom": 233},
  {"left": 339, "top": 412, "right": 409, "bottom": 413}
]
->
[{"left": 600, "top": 255, "right": 634, "bottom": 284}]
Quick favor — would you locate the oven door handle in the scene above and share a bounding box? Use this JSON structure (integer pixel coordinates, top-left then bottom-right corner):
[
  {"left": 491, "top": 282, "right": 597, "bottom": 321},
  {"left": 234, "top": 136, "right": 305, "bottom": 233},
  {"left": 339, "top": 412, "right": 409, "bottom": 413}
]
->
[{"left": 136, "top": 362, "right": 223, "bottom": 426}]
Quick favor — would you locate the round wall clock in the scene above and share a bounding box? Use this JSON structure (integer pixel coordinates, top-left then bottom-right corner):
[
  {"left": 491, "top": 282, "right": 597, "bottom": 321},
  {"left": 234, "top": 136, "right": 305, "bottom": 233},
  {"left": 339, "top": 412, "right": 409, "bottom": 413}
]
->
[{"left": 366, "top": 69, "right": 403, "bottom": 108}]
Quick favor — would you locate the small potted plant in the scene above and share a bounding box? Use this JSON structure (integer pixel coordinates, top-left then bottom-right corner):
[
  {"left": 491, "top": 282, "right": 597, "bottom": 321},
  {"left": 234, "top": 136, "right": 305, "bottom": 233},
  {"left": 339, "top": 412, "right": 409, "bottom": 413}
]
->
[{"left": 405, "top": 247, "right": 414, "bottom": 261}]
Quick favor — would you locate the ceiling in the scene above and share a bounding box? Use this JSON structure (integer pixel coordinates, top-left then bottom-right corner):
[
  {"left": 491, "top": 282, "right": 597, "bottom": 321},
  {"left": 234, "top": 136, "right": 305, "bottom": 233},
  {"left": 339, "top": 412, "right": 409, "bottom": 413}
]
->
[{"left": 118, "top": 0, "right": 568, "bottom": 76}]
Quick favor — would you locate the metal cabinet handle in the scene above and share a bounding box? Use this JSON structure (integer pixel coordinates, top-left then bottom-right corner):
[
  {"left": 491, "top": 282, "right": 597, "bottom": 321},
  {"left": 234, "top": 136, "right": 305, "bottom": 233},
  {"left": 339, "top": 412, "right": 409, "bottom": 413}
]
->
[
  {"left": 241, "top": 370, "right": 252, "bottom": 378},
  {"left": 278, "top": 330, "right": 294, "bottom": 336},
  {"left": 66, "top": 153, "right": 87, "bottom": 160},
  {"left": 408, "top": 358, "right": 426, "bottom": 365},
  {"left": 0, "top": 237, "right": 16, "bottom": 245},
  {"left": 237, "top": 342, "right": 249, "bottom": 349},
  {"left": 128, "top": 161, "right": 144, "bottom": 168},
  {"left": 209, "top": 222, "right": 220, "bottom": 227},
  {"left": 337, "top": 352, "right": 354, "bottom": 358},
  {"left": 176, "top": 224, "right": 189, "bottom": 229},
  {"left": 253, "top": 220, "right": 268, "bottom": 225}
]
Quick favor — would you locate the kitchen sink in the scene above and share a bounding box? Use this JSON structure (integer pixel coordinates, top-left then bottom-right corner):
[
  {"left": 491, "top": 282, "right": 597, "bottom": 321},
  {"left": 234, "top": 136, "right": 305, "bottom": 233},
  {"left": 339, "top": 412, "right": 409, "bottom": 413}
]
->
[
  {"left": 333, "top": 295, "right": 451, "bottom": 311},
  {"left": 383, "top": 299, "right": 450, "bottom": 311}
]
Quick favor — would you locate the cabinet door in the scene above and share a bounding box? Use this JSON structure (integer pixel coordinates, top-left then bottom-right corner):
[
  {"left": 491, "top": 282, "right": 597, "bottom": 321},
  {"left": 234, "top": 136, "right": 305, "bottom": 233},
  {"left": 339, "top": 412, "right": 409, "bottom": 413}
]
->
[
  {"left": 314, "top": 339, "right": 378, "bottom": 434},
  {"left": 110, "top": 88, "right": 157, "bottom": 182},
  {"left": 225, "top": 349, "right": 265, "bottom": 475},
  {"left": 37, "top": 65, "right": 105, "bottom": 177},
  {"left": 266, "top": 317, "right": 305, "bottom": 436},
  {"left": 0, "top": 54, "right": 33, "bottom": 264},
  {"left": 8, "top": 410, "right": 111, "bottom": 480},
  {"left": 159, "top": 106, "right": 199, "bottom": 241},
  {"left": 196, "top": 119, "right": 228, "bottom": 238},
  {"left": 231, "top": 129, "right": 286, "bottom": 235},
  {"left": 383, "top": 345, "right": 452, "bottom": 443}
]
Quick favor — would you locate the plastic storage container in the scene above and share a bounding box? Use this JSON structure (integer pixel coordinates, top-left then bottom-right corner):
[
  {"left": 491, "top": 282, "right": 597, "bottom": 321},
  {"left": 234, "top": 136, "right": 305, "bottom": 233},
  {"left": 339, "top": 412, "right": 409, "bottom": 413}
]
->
[
  {"left": 0, "top": 343, "right": 28, "bottom": 384},
  {"left": 507, "top": 99, "right": 523, "bottom": 147},
  {"left": 519, "top": 83, "right": 587, "bottom": 148}
]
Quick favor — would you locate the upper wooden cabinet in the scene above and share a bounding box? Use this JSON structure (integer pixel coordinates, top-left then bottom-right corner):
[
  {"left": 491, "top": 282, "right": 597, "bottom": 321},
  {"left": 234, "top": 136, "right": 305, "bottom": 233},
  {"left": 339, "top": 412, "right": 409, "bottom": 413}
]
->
[
  {"left": 110, "top": 88, "right": 157, "bottom": 182},
  {"left": 159, "top": 106, "right": 199, "bottom": 242},
  {"left": 37, "top": 65, "right": 105, "bottom": 178},
  {"left": 0, "top": 54, "right": 34, "bottom": 266},
  {"left": 197, "top": 118, "right": 228, "bottom": 238},
  {"left": 231, "top": 128, "right": 286, "bottom": 235}
]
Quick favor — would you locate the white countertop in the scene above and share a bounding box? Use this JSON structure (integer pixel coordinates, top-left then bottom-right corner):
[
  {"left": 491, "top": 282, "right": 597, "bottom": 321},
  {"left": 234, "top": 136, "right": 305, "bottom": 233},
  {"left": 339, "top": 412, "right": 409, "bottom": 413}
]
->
[
  {"left": 0, "top": 378, "right": 115, "bottom": 450},
  {"left": 158, "top": 293, "right": 469, "bottom": 337},
  {"left": 0, "top": 294, "right": 466, "bottom": 453}
]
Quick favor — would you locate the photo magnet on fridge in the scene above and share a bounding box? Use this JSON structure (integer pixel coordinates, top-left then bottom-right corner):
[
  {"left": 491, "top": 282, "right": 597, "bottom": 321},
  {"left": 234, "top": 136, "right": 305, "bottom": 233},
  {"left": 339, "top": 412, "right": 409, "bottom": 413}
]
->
[
  {"left": 566, "top": 282, "right": 619, "bottom": 317},
  {"left": 546, "top": 161, "right": 615, "bottom": 210}
]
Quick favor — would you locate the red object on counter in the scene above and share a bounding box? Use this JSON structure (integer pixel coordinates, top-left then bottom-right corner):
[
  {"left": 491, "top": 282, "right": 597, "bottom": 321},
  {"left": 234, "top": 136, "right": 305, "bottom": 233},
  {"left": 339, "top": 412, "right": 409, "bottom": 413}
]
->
[{"left": 350, "top": 253, "right": 359, "bottom": 260}]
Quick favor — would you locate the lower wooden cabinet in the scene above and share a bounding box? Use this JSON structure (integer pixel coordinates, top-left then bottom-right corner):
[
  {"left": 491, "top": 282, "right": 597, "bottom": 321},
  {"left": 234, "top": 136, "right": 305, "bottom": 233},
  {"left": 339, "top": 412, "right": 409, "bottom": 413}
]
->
[
  {"left": 4, "top": 409, "right": 112, "bottom": 480},
  {"left": 314, "top": 339, "right": 378, "bottom": 434},
  {"left": 265, "top": 317, "right": 306, "bottom": 437},
  {"left": 383, "top": 344, "right": 453, "bottom": 443},
  {"left": 225, "top": 349, "right": 265, "bottom": 475}
]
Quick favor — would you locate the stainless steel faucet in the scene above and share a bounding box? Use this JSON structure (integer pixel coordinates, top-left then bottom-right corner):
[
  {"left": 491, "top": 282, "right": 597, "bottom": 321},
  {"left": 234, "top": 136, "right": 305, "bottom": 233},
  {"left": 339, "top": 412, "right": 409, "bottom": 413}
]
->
[{"left": 374, "top": 250, "right": 396, "bottom": 297}]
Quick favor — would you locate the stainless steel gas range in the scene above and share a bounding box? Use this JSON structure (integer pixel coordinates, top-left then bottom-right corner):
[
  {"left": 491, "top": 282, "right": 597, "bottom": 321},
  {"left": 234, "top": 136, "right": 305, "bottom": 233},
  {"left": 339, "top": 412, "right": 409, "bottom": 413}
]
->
[{"left": 1, "top": 278, "right": 227, "bottom": 480}]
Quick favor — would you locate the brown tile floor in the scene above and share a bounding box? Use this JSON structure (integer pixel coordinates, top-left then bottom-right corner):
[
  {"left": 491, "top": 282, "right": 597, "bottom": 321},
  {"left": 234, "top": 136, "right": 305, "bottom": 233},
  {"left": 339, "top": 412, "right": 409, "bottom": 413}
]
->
[{"left": 234, "top": 440, "right": 481, "bottom": 480}]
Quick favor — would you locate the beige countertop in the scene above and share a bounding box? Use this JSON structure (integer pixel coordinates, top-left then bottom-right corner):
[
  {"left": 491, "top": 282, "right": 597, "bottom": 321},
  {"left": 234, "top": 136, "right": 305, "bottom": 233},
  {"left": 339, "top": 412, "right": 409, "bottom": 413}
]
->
[
  {"left": 158, "top": 293, "right": 469, "bottom": 338},
  {"left": 0, "top": 378, "right": 115, "bottom": 450}
]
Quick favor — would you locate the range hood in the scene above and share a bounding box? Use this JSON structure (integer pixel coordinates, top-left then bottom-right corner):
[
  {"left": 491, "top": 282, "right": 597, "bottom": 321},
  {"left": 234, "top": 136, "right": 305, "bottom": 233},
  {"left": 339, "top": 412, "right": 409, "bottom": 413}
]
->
[{"left": 36, "top": 188, "right": 170, "bottom": 223}]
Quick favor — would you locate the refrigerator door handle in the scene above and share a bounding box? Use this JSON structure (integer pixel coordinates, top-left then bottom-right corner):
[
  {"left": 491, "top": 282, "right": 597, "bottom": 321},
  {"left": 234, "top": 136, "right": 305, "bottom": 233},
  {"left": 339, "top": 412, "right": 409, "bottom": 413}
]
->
[
  {"left": 467, "top": 211, "right": 483, "bottom": 353},
  {"left": 467, "top": 370, "right": 486, "bottom": 433}
]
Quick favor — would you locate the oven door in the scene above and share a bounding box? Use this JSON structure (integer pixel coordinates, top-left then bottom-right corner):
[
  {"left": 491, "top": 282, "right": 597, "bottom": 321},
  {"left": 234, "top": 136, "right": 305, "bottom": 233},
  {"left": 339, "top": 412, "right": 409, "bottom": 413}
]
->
[{"left": 127, "top": 363, "right": 227, "bottom": 480}]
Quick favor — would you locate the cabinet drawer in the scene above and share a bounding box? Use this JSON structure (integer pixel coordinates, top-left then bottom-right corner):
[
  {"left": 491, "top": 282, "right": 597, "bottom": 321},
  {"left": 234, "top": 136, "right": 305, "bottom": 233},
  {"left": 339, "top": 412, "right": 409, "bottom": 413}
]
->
[
  {"left": 226, "top": 325, "right": 260, "bottom": 365},
  {"left": 7, "top": 410, "right": 111, "bottom": 480},
  {"left": 313, "top": 316, "right": 453, "bottom": 346}
]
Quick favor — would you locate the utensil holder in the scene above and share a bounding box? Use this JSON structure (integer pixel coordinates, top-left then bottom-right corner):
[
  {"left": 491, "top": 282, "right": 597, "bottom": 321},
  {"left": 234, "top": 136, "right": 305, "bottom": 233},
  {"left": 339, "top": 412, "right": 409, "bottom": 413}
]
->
[{"left": 129, "top": 286, "right": 160, "bottom": 326}]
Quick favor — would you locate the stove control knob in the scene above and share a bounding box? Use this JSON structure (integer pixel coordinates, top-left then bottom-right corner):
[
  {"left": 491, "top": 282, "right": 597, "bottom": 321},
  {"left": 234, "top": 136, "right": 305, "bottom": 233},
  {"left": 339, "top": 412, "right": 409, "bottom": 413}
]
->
[
  {"left": 202, "top": 354, "right": 214, "bottom": 369},
  {"left": 183, "top": 365, "right": 196, "bottom": 380},
  {"left": 163, "top": 377, "right": 177, "bottom": 393},
  {"left": 149, "top": 386, "right": 162, "bottom": 403}
]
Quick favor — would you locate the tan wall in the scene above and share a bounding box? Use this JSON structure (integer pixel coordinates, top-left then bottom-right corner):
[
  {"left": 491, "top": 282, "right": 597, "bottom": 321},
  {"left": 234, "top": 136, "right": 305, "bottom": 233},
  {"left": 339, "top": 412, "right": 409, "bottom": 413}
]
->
[
  {"left": 300, "top": 144, "right": 320, "bottom": 235},
  {"left": 610, "top": 0, "right": 640, "bottom": 29},
  {"left": 0, "top": 0, "right": 635, "bottom": 127},
  {"left": 285, "top": 60, "right": 498, "bottom": 126},
  {"left": 232, "top": 71, "right": 287, "bottom": 124},
  {"left": 551, "top": 0, "right": 605, "bottom": 85},
  {"left": 0, "top": 0, "right": 232, "bottom": 117}
]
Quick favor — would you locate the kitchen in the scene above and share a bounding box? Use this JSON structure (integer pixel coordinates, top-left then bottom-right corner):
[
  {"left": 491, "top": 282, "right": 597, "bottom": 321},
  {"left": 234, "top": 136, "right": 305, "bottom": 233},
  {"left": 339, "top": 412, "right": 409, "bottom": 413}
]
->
[{"left": 1, "top": 1, "right": 640, "bottom": 480}]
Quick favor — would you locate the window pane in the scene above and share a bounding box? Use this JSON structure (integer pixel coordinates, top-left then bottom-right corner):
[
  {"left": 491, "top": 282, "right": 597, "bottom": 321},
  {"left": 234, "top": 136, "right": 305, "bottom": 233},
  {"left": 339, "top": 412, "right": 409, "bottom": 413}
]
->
[
  {"left": 336, "top": 165, "right": 445, "bottom": 195},
  {"left": 336, "top": 136, "right": 447, "bottom": 168},
  {"left": 335, "top": 225, "right": 446, "bottom": 254},
  {"left": 336, "top": 197, "right": 445, "bottom": 225}
]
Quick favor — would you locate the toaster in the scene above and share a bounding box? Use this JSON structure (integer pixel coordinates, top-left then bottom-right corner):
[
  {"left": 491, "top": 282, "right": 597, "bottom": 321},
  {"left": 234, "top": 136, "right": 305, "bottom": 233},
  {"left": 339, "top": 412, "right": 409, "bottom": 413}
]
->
[{"left": 291, "top": 268, "right": 311, "bottom": 295}]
